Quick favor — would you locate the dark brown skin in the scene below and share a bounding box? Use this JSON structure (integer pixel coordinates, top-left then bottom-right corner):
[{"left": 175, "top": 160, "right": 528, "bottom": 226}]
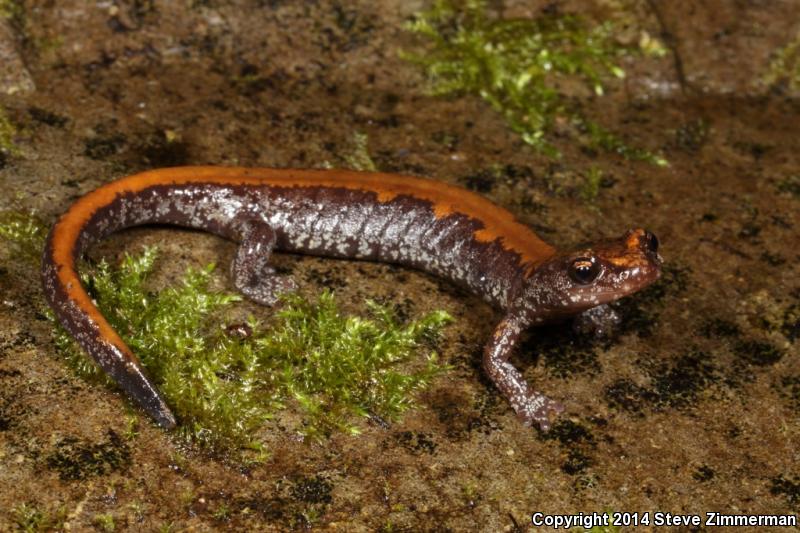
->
[{"left": 41, "top": 166, "right": 662, "bottom": 431}]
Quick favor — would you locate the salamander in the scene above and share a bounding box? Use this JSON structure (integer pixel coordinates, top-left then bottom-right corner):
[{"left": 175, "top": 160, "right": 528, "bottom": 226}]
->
[{"left": 41, "top": 166, "right": 662, "bottom": 431}]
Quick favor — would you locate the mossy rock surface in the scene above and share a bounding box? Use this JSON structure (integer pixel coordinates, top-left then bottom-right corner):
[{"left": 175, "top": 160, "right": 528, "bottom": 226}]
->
[{"left": 1, "top": 0, "right": 799, "bottom": 530}]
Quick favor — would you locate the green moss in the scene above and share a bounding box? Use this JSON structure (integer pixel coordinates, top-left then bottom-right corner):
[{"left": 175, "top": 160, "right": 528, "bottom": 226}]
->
[
  {"left": 0, "top": 210, "right": 46, "bottom": 262},
  {"left": 323, "top": 131, "right": 378, "bottom": 172},
  {"left": 57, "top": 246, "right": 450, "bottom": 451},
  {"left": 0, "top": 106, "right": 20, "bottom": 158},
  {"left": 10, "top": 503, "right": 67, "bottom": 533},
  {"left": 0, "top": 0, "right": 22, "bottom": 20},
  {"left": 263, "top": 291, "right": 450, "bottom": 437},
  {"left": 764, "top": 30, "right": 800, "bottom": 90},
  {"left": 404, "top": 0, "right": 666, "bottom": 164},
  {"left": 579, "top": 165, "right": 603, "bottom": 203},
  {"left": 92, "top": 513, "right": 116, "bottom": 532},
  {"left": 212, "top": 503, "right": 231, "bottom": 522},
  {"left": 342, "top": 131, "right": 378, "bottom": 172}
]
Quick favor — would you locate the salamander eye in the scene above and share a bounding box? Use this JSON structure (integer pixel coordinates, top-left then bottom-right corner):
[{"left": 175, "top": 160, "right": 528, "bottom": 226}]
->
[{"left": 568, "top": 257, "right": 601, "bottom": 285}]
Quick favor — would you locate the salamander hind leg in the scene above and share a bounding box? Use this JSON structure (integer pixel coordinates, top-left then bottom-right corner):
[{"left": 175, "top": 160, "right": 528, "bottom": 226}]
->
[
  {"left": 483, "top": 316, "right": 564, "bottom": 431},
  {"left": 231, "top": 219, "right": 297, "bottom": 306}
]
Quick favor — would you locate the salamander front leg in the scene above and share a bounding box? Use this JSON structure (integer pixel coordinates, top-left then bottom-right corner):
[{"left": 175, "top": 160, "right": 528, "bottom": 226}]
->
[
  {"left": 232, "top": 220, "right": 297, "bottom": 306},
  {"left": 483, "top": 316, "right": 564, "bottom": 431}
]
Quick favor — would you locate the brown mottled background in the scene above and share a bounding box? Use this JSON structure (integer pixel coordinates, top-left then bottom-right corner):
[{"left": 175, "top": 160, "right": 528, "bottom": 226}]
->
[{"left": 0, "top": 1, "right": 798, "bottom": 531}]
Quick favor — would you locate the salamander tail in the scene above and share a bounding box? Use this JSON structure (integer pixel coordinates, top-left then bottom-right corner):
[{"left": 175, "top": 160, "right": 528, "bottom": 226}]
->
[{"left": 41, "top": 217, "right": 176, "bottom": 429}]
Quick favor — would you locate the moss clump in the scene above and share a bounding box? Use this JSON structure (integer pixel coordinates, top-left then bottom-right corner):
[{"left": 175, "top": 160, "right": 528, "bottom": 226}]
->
[
  {"left": 404, "top": 0, "right": 666, "bottom": 164},
  {"left": 55, "top": 247, "right": 450, "bottom": 451},
  {"left": 10, "top": 503, "right": 67, "bottom": 533},
  {"left": 260, "top": 291, "right": 449, "bottom": 438},
  {"left": 342, "top": 131, "right": 378, "bottom": 172},
  {"left": 579, "top": 165, "right": 604, "bottom": 203},
  {"left": 0, "top": 0, "right": 23, "bottom": 20},
  {"left": 764, "top": 30, "right": 800, "bottom": 90},
  {"left": 0, "top": 210, "right": 46, "bottom": 262},
  {"left": 92, "top": 514, "right": 116, "bottom": 533},
  {"left": 0, "top": 106, "right": 20, "bottom": 159},
  {"left": 323, "top": 131, "right": 378, "bottom": 172}
]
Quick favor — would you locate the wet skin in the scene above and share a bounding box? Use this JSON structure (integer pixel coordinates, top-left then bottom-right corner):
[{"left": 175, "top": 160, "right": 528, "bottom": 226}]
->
[{"left": 41, "top": 166, "right": 662, "bottom": 431}]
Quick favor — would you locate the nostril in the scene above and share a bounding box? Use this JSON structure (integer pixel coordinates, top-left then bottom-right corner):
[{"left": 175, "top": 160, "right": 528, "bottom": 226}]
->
[{"left": 643, "top": 231, "right": 659, "bottom": 253}]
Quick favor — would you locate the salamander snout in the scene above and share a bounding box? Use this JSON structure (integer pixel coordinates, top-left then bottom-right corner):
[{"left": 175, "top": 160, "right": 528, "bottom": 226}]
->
[{"left": 624, "top": 228, "right": 661, "bottom": 260}]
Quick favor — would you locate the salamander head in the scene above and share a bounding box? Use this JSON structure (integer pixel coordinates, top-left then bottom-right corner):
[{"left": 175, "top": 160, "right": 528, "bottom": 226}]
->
[{"left": 516, "top": 229, "right": 662, "bottom": 323}]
